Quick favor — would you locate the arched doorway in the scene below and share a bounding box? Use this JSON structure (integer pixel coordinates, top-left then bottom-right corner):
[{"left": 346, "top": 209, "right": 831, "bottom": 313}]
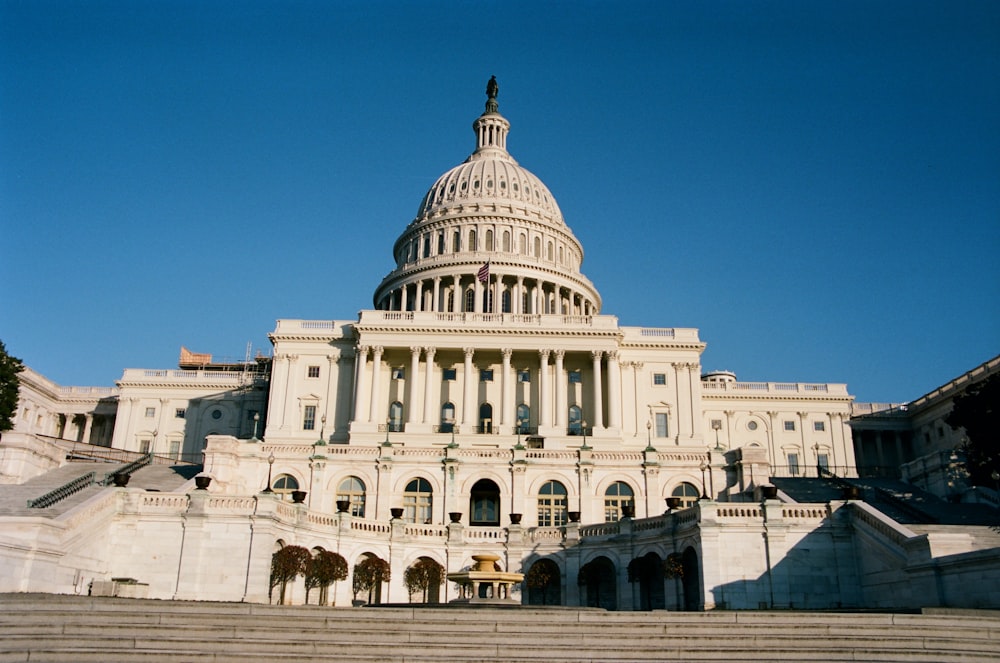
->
[
  {"left": 629, "top": 552, "right": 665, "bottom": 611},
  {"left": 469, "top": 478, "right": 500, "bottom": 526},
  {"left": 525, "top": 558, "right": 561, "bottom": 606},
  {"left": 682, "top": 546, "right": 700, "bottom": 611},
  {"left": 478, "top": 402, "right": 493, "bottom": 434},
  {"left": 579, "top": 556, "right": 617, "bottom": 610}
]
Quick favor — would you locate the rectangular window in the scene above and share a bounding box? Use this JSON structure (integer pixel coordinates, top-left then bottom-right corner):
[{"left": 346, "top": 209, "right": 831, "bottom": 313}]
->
[
  {"left": 817, "top": 453, "right": 830, "bottom": 471},
  {"left": 655, "top": 412, "right": 669, "bottom": 438},
  {"left": 392, "top": 367, "right": 405, "bottom": 380},
  {"left": 175, "top": 408, "right": 186, "bottom": 419},
  {"left": 568, "top": 370, "right": 582, "bottom": 384},
  {"left": 814, "top": 421, "right": 825, "bottom": 432},
  {"left": 443, "top": 368, "right": 457, "bottom": 381},
  {"left": 139, "top": 439, "right": 151, "bottom": 454},
  {"left": 784, "top": 420, "right": 796, "bottom": 432},
  {"left": 303, "top": 405, "right": 316, "bottom": 431},
  {"left": 652, "top": 373, "right": 666, "bottom": 386},
  {"left": 788, "top": 453, "right": 800, "bottom": 475},
  {"left": 169, "top": 440, "right": 181, "bottom": 461},
  {"left": 145, "top": 407, "right": 156, "bottom": 418},
  {"left": 518, "top": 370, "right": 531, "bottom": 383},
  {"left": 307, "top": 365, "right": 320, "bottom": 378},
  {"left": 480, "top": 369, "right": 494, "bottom": 382}
]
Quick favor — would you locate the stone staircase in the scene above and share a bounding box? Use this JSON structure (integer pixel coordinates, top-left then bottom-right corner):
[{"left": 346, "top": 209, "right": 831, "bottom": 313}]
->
[
  {"left": 0, "top": 594, "right": 998, "bottom": 662},
  {"left": 0, "top": 463, "right": 200, "bottom": 517}
]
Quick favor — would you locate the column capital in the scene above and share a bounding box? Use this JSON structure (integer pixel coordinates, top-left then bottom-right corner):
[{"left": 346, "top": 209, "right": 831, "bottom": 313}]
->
[
  {"left": 606, "top": 350, "right": 619, "bottom": 361},
  {"left": 463, "top": 347, "right": 475, "bottom": 359},
  {"left": 410, "top": 346, "right": 422, "bottom": 357},
  {"left": 326, "top": 351, "right": 341, "bottom": 363},
  {"left": 539, "top": 349, "right": 551, "bottom": 361},
  {"left": 552, "top": 348, "right": 565, "bottom": 361},
  {"left": 372, "top": 346, "right": 384, "bottom": 356},
  {"left": 501, "top": 348, "right": 513, "bottom": 360},
  {"left": 423, "top": 346, "right": 437, "bottom": 359},
  {"left": 356, "top": 344, "right": 370, "bottom": 356},
  {"left": 591, "top": 350, "right": 604, "bottom": 361}
]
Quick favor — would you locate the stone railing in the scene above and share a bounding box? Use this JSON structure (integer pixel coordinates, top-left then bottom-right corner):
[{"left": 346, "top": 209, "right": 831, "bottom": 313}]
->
[
  {"left": 27, "top": 472, "right": 96, "bottom": 508},
  {"left": 701, "top": 381, "right": 849, "bottom": 396}
]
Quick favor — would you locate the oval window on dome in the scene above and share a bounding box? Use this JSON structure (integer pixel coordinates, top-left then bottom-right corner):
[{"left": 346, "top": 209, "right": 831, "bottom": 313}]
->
[
  {"left": 513, "top": 183, "right": 519, "bottom": 192},
  {"left": 486, "top": 180, "right": 493, "bottom": 188},
  {"left": 500, "top": 180, "right": 506, "bottom": 189},
  {"left": 473, "top": 180, "right": 480, "bottom": 189},
  {"left": 461, "top": 181, "right": 467, "bottom": 191},
  {"left": 449, "top": 184, "right": 455, "bottom": 194}
]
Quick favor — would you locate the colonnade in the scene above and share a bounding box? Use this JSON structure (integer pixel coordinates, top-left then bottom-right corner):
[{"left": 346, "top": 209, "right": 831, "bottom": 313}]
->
[
  {"left": 350, "top": 345, "right": 622, "bottom": 434},
  {"left": 378, "top": 271, "right": 597, "bottom": 317}
]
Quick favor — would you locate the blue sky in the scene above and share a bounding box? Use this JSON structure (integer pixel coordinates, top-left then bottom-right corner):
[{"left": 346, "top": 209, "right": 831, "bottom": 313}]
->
[{"left": 2, "top": 0, "right": 997, "bottom": 404}]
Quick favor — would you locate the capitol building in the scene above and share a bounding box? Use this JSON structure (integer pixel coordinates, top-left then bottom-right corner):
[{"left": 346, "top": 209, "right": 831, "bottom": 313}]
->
[{"left": 2, "top": 80, "right": 996, "bottom": 611}]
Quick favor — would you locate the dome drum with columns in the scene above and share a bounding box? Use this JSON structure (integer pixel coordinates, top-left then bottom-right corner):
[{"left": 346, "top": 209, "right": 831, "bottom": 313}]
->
[{"left": 373, "top": 80, "right": 601, "bottom": 317}]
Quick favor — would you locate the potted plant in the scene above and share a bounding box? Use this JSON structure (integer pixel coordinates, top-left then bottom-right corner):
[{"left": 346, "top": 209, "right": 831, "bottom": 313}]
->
[
  {"left": 403, "top": 558, "right": 444, "bottom": 603},
  {"left": 664, "top": 553, "right": 684, "bottom": 580},
  {"left": 525, "top": 558, "right": 559, "bottom": 606}
]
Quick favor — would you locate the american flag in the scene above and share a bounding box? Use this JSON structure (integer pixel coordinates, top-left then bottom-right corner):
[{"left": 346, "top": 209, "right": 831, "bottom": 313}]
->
[{"left": 477, "top": 261, "right": 490, "bottom": 284}]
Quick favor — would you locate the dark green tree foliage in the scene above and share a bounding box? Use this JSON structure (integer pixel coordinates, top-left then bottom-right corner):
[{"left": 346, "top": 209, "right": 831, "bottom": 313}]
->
[
  {"left": 403, "top": 557, "right": 444, "bottom": 602},
  {"left": 525, "top": 558, "right": 559, "bottom": 606},
  {"left": 947, "top": 372, "right": 1000, "bottom": 486},
  {"left": 0, "top": 340, "right": 24, "bottom": 432},
  {"left": 305, "top": 549, "right": 348, "bottom": 604}
]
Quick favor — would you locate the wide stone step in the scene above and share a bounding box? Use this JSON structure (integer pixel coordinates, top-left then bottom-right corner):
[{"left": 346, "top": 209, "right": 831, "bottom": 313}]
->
[{"left": 1, "top": 594, "right": 997, "bottom": 663}]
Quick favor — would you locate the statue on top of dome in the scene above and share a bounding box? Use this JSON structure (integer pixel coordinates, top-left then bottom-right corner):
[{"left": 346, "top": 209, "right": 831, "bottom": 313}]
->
[{"left": 486, "top": 76, "right": 499, "bottom": 100}]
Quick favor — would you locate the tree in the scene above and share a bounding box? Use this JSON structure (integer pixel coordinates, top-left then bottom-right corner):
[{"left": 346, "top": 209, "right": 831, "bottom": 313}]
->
[
  {"left": 525, "top": 558, "right": 560, "bottom": 606},
  {"left": 0, "top": 340, "right": 24, "bottom": 433},
  {"left": 403, "top": 557, "right": 444, "bottom": 603},
  {"left": 269, "top": 545, "right": 311, "bottom": 604},
  {"left": 305, "top": 549, "right": 348, "bottom": 605},
  {"left": 947, "top": 372, "right": 1000, "bottom": 487},
  {"left": 352, "top": 555, "right": 391, "bottom": 604}
]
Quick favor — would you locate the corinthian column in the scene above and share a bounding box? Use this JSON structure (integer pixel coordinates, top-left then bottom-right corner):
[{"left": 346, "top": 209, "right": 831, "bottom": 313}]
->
[
  {"left": 462, "top": 348, "right": 475, "bottom": 427},
  {"left": 368, "top": 346, "right": 384, "bottom": 424},
  {"left": 591, "top": 350, "right": 604, "bottom": 430},
  {"left": 539, "top": 349, "right": 552, "bottom": 427},
  {"left": 422, "top": 347, "right": 437, "bottom": 424},
  {"left": 607, "top": 350, "right": 621, "bottom": 430},
  {"left": 407, "top": 347, "right": 421, "bottom": 424}
]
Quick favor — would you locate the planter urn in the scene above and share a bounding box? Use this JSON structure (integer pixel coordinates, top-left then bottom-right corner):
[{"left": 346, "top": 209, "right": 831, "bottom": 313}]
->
[
  {"left": 666, "top": 497, "right": 682, "bottom": 510},
  {"left": 621, "top": 504, "right": 635, "bottom": 518},
  {"left": 390, "top": 507, "right": 404, "bottom": 520},
  {"left": 111, "top": 473, "right": 130, "bottom": 487},
  {"left": 448, "top": 511, "right": 462, "bottom": 523},
  {"left": 336, "top": 499, "right": 351, "bottom": 513},
  {"left": 567, "top": 511, "right": 581, "bottom": 523},
  {"left": 194, "top": 476, "right": 211, "bottom": 490},
  {"left": 761, "top": 485, "right": 779, "bottom": 500},
  {"left": 291, "top": 490, "right": 307, "bottom": 504},
  {"left": 508, "top": 513, "right": 522, "bottom": 525}
]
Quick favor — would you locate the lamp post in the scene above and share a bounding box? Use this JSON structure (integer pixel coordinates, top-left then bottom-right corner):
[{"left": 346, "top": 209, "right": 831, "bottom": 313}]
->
[
  {"left": 447, "top": 419, "right": 458, "bottom": 448},
  {"left": 711, "top": 419, "right": 723, "bottom": 452},
  {"left": 383, "top": 418, "right": 392, "bottom": 447},
  {"left": 646, "top": 420, "right": 653, "bottom": 451},
  {"left": 262, "top": 452, "right": 275, "bottom": 493},
  {"left": 515, "top": 418, "right": 524, "bottom": 450},
  {"left": 699, "top": 461, "right": 709, "bottom": 500},
  {"left": 319, "top": 414, "right": 326, "bottom": 444},
  {"left": 813, "top": 442, "right": 821, "bottom": 476},
  {"left": 252, "top": 412, "right": 260, "bottom": 440},
  {"left": 581, "top": 420, "right": 590, "bottom": 450}
]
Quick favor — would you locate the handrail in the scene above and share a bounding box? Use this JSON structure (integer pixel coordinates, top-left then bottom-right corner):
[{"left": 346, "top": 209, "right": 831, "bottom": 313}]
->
[
  {"left": 101, "top": 453, "right": 153, "bottom": 486},
  {"left": 27, "top": 472, "right": 96, "bottom": 508}
]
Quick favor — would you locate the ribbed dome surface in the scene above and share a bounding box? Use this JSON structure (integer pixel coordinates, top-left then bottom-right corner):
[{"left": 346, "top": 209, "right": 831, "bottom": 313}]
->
[{"left": 415, "top": 156, "right": 564, "bottom": 226}]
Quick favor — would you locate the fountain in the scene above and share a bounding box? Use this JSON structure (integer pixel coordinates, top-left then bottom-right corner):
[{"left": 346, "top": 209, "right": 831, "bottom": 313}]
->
[{"left": 447, "top": 554, "right": 523, "bottom": 604}]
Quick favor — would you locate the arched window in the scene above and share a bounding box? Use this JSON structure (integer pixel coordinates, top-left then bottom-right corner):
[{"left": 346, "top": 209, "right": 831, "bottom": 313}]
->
[
  {"left": 403, "top": 478, "right": 433, "bottom": 524},
  {"left": 464, "top": 288, "right": 475, "bottom": 312},
  {"left": 422, "top": 234, "right": 431, "bottom": 258},
  {"left": 568, "top": 405, "right": 582, "bottom": 435},
  {"left": 547, "top": 241, "right": 553, "bottom": 261},
  {"left": 437, "top": 232, "right": 445, "bottom": 255},
  {"left": 485, "top": 229, "right": 494, "bottom": 251},
  {"left": 453, "top": 230, "right": 461, "bottom": 252},
  {"left": 337, "top": 476, "right": 366, "bottom": 517},
  {"left": 469, "top": 479, "right": 500, "bottom": 526},
  {"left": 468, "top": 229, "right": 477, "bottom": 251},
  {"left": 388, "top": 401, "right": 403, "bottom": 432},
  {"left": 440, "top": 402, "right": 455, "bottom": 433},
  {"left": 522, "top": 291, "right": 531, "bottom": 314},
  {"left": 516, "top": 404, "right": 531, "bottom": 432},
  {"left": 604, "top": 481, "right": 634, "bottom": 522},
  {"left": 502, "top": 230, "right": 510, "bottom": 252},
  {"left": 519, "top": 234, "right": 527, "bottom": 254},
  {"left": 484, "top": 289, "right": 493, "bottom": 313},
  {"left": 537, "top": 480, "right": 567, "bottom": 527},
  {"left": 533, "top": 237, "right": 541, "bottom": 257},
  {"left": 479, "top": 402, "right": 493, "bottom": 434},
  {"left": 671, "top": 482, "right": 700, "bottom": 508},
  {"left": 446, "top": 289, "right": 454, "bottom": 312},
  {"left": 272, "top": 474, "right": 299, "bottom": 501},
  {"left": 501, "top": 288, "right": 511, "bottom": 313}
]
